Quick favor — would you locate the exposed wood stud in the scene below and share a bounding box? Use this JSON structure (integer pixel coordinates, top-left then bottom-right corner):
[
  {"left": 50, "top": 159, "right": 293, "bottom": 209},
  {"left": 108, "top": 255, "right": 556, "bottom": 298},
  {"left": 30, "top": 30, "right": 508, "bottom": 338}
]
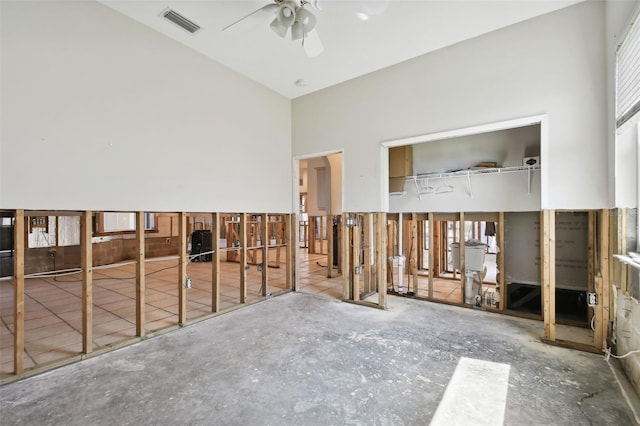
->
[
  {"left": 343, "top": 213, "right": 350, "bottom": 300},
  {"left": 13, "top": 209, "right": 25, "bottom": 374},
  {"left": 261, "top": 213, "right": 269, "bottom": 297},
  {"left": 599, "top": 209, "right": 611, "bottom": 350},
  {"left": 81, "top": 210, "right": 93, "bottom": 354},
  {"left": 498, "top": 212, "right": 505, "bottom": 311},
  {"left": 327, "top": 215, "right": 334, "bottom": 278},
  {"left": 286, "top": 214, "right": 295, "bottom": 291},
  {"left": 319, "top": 216, "right": 324, "bottom": 254},
  {"left": 135, "top": 211, "right": 146, "bottom": 337},
  {"left": 376, "top": 212, "right": 388, "bottom": 309},
  {"left": 352, "top": 216, "right": 361, "bottom": 301},
  {"left": 308, "top": 216, "right": 316, "bottom": 254},
  {"left": 428, "top": 212, "right": 435, "bottom": 300},
  {"left": 364, "top": 214, "right": 372, "bottom": 294},
  {"left": 459, "top": 212, "right": 465, "bottom": 303},
  {"left": 212, "top": 213, "right": 220, "bottom": 312},
  {"left": 411, "top": 214, "right": 418, "bottom": 296},
  {"left": 588, "top": 211, "right": 595, "bottom": 329},
  {"left": 240, "top": 213, "right": 247, "bottom": 303},
  {"left": 178, "top": 212, "right": 187, "bottom": 324},
  {"left": 541, "top": 210, "right": 556, "bottom": 342}
]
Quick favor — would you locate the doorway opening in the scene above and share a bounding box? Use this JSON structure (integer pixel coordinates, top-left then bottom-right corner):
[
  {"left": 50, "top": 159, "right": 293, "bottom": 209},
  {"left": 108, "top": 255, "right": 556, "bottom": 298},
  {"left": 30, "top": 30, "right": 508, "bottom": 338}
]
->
[{"left": 296, "top": 153, "right": 343, "bottom": 299}]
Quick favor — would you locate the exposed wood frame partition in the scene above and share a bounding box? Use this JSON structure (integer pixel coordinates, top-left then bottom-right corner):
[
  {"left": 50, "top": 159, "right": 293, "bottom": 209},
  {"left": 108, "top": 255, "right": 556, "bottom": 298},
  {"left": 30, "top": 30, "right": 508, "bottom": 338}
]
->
[
  {"left": 342, "top": 213, "right": 350, "bottom": 299},
  {"left": 541, "top": 210, "right": 556, "bottom": 342},
  {"left": 428, "top": 212, "right": 435, "bottom": 300},
  {"left": 498, "top": 212, "right": 505, "bottom": 310},
  {"left": 13, "top": 210, "right": 25, "bottom": 374},
  {"left": 376, "top": 212, "right": 388, "bottom": 308},
  {"left": 136, "top": 212, "right": 145, "bottom": 337},
  {"left": 459, "top": 212, "right": 465, "bottom": 304},
  {"left": 240, "top": 213, "right": 247, "bottom": 304},
  {"left": 261, "top": 213, "right": 269, "bottom": 297},
  {"left": 212, "top": 212, "right": 220, "bottom": 312},
  {"left": 178, "top": 212, "right": 187, "bottom": 325},
  {"left": 327, "top": 215, "right": 334, "bottom": 278},
  {"left": 81, "top": 211, "right": 93, "bottom": 354},
  {"left": 363, "top": 213, "right": 373, "bottom": 294}
]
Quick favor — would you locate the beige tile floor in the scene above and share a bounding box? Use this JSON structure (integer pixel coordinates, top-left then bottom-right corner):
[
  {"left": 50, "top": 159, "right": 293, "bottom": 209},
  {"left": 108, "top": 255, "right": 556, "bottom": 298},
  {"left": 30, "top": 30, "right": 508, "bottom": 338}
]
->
[
  {"left": 1, "top": 243, "right": 594, "bottom": 379},
  {"left": 0, "top": 250, "right": 288, "bottom": 378}
]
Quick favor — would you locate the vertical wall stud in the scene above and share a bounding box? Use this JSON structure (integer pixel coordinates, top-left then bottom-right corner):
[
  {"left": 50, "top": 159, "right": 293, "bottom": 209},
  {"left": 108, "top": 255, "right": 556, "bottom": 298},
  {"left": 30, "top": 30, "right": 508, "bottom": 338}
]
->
[
  {"left": 212, "top": 213, "right": 220, "bottom": 312},
  {"left": 352, "top": 216, "right": 360, "bottom": 301},
  {"left": 327, "top": 215, "right": 334, "bottom": 279},
  {"left": 541, "top": 210, "right": 556, "bottom": 342},
  {"left": 135, "top": 212, "right": 145, "bottom": 337},
  {"left": 286, "top": 214, "right": 295, "bottom": 291},
  {"left": 376, "top": 212, "right": 388, "bottom": 308},
  {"left": 308, "top": 216, "right": 316, "bottom": 254},
  {"left": 364, "top": 214, "right": 372, "bottom": 294},
  {"left": 459, "top": 212, "right": 465, "bottom": 304},
  {"left": 411, "top": 214, "right": 418, "bottom": 296},
  {"left": 13, "top": 210, "right": 25, "bottom": 374},
  {"left": 428, "top": 213, "right": 435, "bottom": 300},
  {"left": 342, "top": 213, "right": 351, "bottom": 300},
  {"left": 240, "top": 213, "right": 247, "bottom": 303},
  {"left": 178, "top": 212, "right": 187, "bottom": 324},
  {"left": 599, "top": 209, "right": 611, "bottom": 350},
  {"left": 81, "top": 211, "right": 93, "bottom": 354},
  {"left": 261, "top": 213, "right": 269, "bottom": 297},
  {"left": 587, "top": 211, "right": 595, "bottom": 329},
  {"left": 498, "top": 212, "right": 506, "bottom": 310}
]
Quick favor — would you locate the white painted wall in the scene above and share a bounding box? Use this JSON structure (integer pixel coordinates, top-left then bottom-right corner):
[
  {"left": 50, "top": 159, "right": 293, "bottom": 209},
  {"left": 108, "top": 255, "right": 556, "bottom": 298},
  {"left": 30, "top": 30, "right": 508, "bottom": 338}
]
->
[
  {"left": 292, "top": 1, "right": 607, "bottom": 212},
  {"left": 0, "top": 1, "right": 291, "bottom": 213},
  {"left": 305, "top": 157, "right": 329, "bottom": 216}
]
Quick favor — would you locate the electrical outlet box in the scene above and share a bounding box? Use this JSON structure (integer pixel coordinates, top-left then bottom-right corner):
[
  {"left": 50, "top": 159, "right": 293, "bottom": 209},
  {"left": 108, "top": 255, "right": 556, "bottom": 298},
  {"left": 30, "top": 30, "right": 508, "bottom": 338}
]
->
[
  {"left": 184, "top": 277, "right": 192, "bottom": 289},
  {"left": 354, "top": 265, "right": 363, "bottom": 275},
  {"left": 587, "top": 292, "right": 597, "bottom": 307}
]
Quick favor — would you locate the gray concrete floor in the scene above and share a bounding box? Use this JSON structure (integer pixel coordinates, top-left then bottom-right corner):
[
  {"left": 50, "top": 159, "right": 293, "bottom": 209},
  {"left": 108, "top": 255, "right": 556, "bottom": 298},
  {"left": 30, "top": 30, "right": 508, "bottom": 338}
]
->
[{"left": 0, "top": 292, "right": 638, "bottom": 425}]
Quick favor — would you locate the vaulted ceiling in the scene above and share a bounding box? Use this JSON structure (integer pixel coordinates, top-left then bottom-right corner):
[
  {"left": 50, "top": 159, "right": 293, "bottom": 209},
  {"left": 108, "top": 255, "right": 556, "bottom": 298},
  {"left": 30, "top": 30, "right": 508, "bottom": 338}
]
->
[{"left": 100, "top": 1, "right": 582, "bottom": 99}]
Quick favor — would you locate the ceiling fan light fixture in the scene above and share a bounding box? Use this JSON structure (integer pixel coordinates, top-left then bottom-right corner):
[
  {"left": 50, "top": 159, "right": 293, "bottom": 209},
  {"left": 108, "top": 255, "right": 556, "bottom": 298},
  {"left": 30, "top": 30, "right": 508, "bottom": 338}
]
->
[
  {"left": 276, "top": 1, "right": 297, "bottom": 27},
  {"left": 270, "top": 17, "right": 289, "bottom": 38},
  {"left": 291, "top": 7, "right": 316, "bottom": 40}
]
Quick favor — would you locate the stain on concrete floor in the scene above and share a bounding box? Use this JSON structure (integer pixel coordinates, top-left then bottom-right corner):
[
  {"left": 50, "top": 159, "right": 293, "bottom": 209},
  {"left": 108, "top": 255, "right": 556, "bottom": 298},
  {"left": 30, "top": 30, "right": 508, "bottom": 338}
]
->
[{"left": 0, "top": 292, "right": 637, "bottom": 425}]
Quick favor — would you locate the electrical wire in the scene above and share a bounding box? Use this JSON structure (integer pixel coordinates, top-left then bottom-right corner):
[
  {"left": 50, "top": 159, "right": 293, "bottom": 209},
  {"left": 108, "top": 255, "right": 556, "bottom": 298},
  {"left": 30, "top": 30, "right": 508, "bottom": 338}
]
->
[{"left": 604, "top": 347, "right": 640, "bottom": 361}]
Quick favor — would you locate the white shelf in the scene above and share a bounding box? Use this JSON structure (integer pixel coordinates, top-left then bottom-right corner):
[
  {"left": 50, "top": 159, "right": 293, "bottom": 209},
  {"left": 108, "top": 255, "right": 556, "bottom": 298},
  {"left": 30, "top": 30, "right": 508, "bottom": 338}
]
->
[{"left": 405, "top": 165, "right": 541, "bottom": 198}]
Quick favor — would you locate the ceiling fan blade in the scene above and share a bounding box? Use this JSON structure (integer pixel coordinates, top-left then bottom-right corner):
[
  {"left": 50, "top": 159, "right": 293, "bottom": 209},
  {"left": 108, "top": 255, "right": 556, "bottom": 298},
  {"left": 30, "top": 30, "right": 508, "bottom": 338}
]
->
[
  {"left": 303, "top": 29, "right": 323, "bottom": 57},
  {"left": 222, "top": 3, "right": 278, "bottom": 33}
]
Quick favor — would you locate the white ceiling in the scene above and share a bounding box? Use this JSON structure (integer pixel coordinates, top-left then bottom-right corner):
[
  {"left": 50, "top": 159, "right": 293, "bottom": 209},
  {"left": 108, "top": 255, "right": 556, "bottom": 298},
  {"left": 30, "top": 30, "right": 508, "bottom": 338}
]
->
[{"left": 100, "top": 0, "right": 582, "bottom": 99}]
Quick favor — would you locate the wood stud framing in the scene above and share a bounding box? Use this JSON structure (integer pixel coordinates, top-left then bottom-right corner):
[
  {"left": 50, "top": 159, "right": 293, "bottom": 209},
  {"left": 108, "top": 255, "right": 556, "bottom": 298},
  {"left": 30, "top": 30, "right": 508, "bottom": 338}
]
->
[
  {"left": 286, "top": 214, "right": 295, "bottom": 291},
  {"left": 5, "top": 205, "right": 620, "bottom": 379},
  {"left": 178, "top": 212, "right": 187, "bottom": 325},
  {"left": 327, "top": 215, "right": 334, "bottom": 278},
  {"left": 136, "top": 211, "right": 146, "bottom": 337},
  {"left": 81, "top": 210, "right": 93, "bottom": 354},
  {"left": 261, "top": 213, "right": 269, "bottom": 297},
  {"left": 240, "top": 213, "right": 247, "bottom": 304},
  {"left": 13, "top": 210, "right": 25, "bottom": 374},
  {"left": 459, "top": 212, "right": 465, "bottom": 304},
  {"left": 541, "top": 210, "right": 556, "bottom": 342},
  {"left": 498, "top": 212, "right": 505, "bottom": 310},
  {"left": 212, "top": 213, "right": 220, "bottom": 312}
]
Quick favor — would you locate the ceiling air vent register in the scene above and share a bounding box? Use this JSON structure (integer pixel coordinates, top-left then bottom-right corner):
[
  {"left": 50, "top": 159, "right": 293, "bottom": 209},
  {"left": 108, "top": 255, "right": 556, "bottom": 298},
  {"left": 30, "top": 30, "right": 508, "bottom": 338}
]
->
[{"left": 161, "top": 8, "right": 201, "bottom": 34}]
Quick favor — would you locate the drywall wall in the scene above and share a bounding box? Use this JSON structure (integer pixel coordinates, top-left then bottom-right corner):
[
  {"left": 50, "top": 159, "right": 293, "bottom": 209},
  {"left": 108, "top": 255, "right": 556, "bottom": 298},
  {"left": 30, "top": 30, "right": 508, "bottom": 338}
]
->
[
  {"left": 0, "top": 1, "right": 291, "bottom": 213},
  {"left": 292, "top": 1, "right": 607, "bottom": 212},
  {"left": 411, "top": 125, "right": 540, "bottom": 175},
  {"left": 503, "top": 211, "right": 588, "bottom": 291}
]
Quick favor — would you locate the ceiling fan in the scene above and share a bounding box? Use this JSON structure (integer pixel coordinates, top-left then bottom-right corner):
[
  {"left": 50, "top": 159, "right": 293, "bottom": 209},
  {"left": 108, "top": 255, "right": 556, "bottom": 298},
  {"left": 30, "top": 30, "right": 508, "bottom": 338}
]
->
[{"left": 222, "top": 0, "right": 323, "bottom": 57}]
